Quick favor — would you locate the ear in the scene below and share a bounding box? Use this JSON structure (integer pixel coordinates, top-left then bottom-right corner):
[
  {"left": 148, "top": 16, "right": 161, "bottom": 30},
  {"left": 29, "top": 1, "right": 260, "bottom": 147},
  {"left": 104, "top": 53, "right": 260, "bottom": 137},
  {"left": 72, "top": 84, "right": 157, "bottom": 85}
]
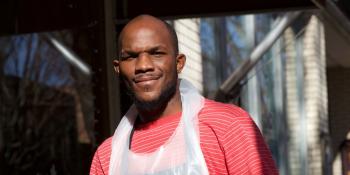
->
[
  {"left": 176, "top": 54, "right": 186, "bottom": 73},
  {"left": 112, "top": 60, "right": 120, "bottom": 74}
]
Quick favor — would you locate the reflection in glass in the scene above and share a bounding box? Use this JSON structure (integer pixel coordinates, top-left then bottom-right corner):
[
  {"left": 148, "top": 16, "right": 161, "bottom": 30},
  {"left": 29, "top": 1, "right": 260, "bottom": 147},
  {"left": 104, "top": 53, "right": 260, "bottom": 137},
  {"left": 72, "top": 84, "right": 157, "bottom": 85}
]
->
[{"left": 0, "top": 31, "right": 95, "bottom": 175}]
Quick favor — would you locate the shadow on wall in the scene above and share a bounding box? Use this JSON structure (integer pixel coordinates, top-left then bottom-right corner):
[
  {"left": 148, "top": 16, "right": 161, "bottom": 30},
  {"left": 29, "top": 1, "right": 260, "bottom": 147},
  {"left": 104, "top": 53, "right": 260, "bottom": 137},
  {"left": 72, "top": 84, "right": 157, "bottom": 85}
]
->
[{"left": 327, "top": 67, "right": 350, "bottom": 159}]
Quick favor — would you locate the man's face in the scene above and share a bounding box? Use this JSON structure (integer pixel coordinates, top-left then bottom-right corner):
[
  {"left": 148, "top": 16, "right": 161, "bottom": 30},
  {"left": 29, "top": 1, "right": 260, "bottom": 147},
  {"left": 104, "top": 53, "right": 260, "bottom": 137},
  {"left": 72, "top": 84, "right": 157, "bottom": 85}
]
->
[{"left": 115, "top": 19, "right": 184, "bottom": 111}]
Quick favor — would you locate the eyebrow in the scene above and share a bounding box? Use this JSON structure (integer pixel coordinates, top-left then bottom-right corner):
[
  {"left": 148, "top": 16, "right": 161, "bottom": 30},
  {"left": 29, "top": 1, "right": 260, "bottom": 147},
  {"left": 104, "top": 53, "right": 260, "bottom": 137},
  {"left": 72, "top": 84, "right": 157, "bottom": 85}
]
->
[
  {"left": 148, "top": 46, "right": 165, "bottom": 53},
  {"left": 121, "top": 45, "right": 166, "bottom": 54}
]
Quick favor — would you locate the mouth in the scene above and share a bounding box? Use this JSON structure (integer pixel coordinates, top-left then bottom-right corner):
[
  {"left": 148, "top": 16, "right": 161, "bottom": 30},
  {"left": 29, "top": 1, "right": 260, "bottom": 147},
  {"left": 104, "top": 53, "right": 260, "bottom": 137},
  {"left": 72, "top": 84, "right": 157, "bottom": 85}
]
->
[{"left": 133, "top": 74, "right": 161, "bottom": 86}]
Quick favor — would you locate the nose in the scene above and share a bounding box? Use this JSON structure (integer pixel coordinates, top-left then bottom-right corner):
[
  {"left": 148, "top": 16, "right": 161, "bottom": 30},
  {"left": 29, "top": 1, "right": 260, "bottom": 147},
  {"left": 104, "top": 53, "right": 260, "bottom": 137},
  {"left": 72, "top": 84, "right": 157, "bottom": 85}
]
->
[{"left": 135, "top": 52, "right": 154, "bottom": 73}]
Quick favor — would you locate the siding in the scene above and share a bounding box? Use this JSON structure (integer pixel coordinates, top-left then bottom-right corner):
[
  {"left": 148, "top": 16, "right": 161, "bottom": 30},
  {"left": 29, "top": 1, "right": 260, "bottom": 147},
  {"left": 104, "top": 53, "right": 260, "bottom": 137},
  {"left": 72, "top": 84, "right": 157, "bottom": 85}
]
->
[
  {"left": 285, "top": 15, "right": 329, "bottom": 175},
  {"left": 174, "top": 19, "right": 203, "bottom": 93},
  {"left": 303, "top": 16, "right": 328, "bottom": 175}
]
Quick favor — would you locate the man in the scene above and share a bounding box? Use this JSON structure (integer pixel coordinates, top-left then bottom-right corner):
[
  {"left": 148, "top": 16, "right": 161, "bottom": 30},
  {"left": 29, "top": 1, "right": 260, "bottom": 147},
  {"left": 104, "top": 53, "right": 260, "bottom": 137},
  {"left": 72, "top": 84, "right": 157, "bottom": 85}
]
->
[{"left": 90, "top": 14, "right": 278, "bottom": 175}]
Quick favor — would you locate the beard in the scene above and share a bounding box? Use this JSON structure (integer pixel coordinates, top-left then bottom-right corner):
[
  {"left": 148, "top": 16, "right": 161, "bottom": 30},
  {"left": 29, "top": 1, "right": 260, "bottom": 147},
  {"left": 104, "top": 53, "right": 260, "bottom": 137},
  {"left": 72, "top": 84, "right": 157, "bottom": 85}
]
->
[
  {"left": 121, "top": 74, "right": 178, "bottom": 112},
  {"left": 134, "top": 80, "right": 177, "bottom": 112}
]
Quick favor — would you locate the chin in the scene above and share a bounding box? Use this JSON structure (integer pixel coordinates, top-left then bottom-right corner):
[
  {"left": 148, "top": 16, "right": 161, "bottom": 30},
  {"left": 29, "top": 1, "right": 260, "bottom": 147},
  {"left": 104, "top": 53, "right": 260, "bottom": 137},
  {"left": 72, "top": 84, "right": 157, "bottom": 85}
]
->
[
  {"left": 134, "top": 96, "right": 164, "bottom": 112},
  {"left": 136, "top": 92, "right": 159, "bottom": 102},
  {"left": 130, "top": 79, "right": 177, "bottom": 112}
]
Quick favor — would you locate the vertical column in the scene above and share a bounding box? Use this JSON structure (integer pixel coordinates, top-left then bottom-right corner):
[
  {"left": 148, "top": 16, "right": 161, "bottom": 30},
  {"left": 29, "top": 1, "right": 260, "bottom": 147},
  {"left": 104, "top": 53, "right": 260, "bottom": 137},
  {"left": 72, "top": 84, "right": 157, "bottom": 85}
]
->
[
  {"left": 285, "top": 27, "right": 302, "bottom": 175},
  {"left": 245, "top": 15, "right": 262, "bottom": 129},
  {"left": 93, "top": 0, "right": 121, "bottom": 143},
  {"left": 272, "top": 36, "right": 289, "bottom": 174},
  {"left": 103, "top": 0, "right": 121, "bottom": 132},
  {"left": 303, "top": 15, "right": 328, "bottom": 175}
]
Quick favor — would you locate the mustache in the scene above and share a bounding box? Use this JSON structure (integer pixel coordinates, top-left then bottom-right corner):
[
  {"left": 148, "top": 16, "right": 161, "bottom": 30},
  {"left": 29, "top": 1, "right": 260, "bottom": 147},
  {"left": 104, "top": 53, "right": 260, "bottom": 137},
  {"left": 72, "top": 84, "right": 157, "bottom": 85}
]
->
[{"left": 133, "top": 73, "right": 161, "bottom": 83}]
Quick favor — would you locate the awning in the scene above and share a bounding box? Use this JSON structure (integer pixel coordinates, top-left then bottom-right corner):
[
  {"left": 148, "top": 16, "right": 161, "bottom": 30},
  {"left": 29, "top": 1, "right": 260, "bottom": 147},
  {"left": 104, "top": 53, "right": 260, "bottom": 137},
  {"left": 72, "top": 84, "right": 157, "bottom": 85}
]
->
[{"left": 0, "top": 0, "right": 315, "bottom": 35}]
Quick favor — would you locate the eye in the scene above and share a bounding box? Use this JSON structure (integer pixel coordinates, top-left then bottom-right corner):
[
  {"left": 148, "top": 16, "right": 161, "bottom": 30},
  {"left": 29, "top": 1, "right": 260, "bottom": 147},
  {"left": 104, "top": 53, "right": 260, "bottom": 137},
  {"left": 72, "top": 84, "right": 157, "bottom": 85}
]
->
[
  {"left": 151, "top": 50, "right": 165, "bottom": 57},
  {"left": 120, "top": 52, "right": 138, "bottom": 61}
]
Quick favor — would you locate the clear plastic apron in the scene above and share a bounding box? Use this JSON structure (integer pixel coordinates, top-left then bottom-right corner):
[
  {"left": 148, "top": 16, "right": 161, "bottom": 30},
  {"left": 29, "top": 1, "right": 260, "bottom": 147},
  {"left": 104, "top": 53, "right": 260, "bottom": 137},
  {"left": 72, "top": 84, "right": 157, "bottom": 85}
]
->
[{"left": 108, "top": 79, "right": 209, "bottom": 175}]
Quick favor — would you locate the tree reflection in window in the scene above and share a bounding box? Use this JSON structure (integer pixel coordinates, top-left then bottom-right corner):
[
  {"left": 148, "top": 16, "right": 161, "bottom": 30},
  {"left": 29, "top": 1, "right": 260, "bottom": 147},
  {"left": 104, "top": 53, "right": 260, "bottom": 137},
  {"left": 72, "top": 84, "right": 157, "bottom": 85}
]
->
[{"left": 0, "top": 31, "right": 95, "bottom": 175}]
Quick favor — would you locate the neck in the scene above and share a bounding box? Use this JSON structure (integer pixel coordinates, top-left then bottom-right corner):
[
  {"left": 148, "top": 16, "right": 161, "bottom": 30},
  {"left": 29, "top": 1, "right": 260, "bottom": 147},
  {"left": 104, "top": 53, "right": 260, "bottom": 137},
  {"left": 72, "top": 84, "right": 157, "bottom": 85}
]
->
[{"left": 137, "top": 83, "right": 182, "bottom": 123}]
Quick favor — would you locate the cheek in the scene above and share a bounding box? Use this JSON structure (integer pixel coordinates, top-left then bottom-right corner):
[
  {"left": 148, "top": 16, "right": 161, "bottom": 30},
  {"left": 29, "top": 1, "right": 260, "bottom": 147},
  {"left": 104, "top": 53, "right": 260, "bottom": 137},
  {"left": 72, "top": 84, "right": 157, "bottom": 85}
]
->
[
  {"left": 167, "top": 61, "right": 178, "bottom": 76},
  {"left": 119, "top": 63, "right": 134, "bottom": 79},
  {"left": 158, "top": 59, "right": 177, "bottom": 72}
]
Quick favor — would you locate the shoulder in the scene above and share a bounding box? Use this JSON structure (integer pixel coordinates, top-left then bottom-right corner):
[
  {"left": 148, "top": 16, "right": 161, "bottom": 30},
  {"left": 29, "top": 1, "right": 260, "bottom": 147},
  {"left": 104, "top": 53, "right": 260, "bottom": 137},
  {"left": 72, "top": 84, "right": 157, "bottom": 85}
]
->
[
  {"left": 90, "top": 137, "right": 113, "bottom": 174},
  {"left": 198, "top": 99, "right": 255, "bottom": 137},
  {"left": 199, "top": 99, "right": 251, "bottom": 125},
  {"left": 95, "top": 137, "right": 113, "bottom": 159},
  {"left": 200, "top": 100, "right": 278, "bottom": 174}
]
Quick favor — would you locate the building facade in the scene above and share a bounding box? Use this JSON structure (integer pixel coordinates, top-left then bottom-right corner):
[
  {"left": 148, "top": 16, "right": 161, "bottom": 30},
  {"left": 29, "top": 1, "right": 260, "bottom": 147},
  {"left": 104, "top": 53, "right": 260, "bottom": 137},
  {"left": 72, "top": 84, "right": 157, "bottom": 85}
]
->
[{"left": 174, "top": 11, "right": 349, "bottom": 175}]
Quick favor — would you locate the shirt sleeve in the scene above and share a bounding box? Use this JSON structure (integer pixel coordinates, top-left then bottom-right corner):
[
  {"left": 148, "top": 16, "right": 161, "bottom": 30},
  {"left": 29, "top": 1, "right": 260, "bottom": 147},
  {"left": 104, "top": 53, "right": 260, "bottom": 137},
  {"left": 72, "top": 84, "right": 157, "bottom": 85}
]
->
[{"left": 222, "top": 110, "right": 279, "bottom": 175}]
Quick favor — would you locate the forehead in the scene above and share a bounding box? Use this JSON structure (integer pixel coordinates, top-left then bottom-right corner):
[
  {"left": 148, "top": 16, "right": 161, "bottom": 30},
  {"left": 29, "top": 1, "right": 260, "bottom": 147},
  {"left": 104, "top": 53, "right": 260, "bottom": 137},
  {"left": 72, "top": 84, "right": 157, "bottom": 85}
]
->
[{"left": 120, "top": 19, "right": 172, "bottom": 50}]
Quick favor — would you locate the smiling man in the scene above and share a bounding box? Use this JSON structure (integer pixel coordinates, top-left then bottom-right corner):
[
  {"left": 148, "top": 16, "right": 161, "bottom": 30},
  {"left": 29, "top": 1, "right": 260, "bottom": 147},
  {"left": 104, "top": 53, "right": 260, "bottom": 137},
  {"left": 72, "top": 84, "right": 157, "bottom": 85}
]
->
[{"left": 90, "top": 15, "right": 278, "bottom": 175}]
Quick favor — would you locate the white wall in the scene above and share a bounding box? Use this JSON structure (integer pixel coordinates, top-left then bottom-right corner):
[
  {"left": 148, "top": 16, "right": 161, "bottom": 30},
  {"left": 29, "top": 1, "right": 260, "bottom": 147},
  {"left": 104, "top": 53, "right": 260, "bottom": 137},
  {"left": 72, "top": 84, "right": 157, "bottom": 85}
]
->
[{"left": 174, "top": 19, "right": 203, "bottom": 93}]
